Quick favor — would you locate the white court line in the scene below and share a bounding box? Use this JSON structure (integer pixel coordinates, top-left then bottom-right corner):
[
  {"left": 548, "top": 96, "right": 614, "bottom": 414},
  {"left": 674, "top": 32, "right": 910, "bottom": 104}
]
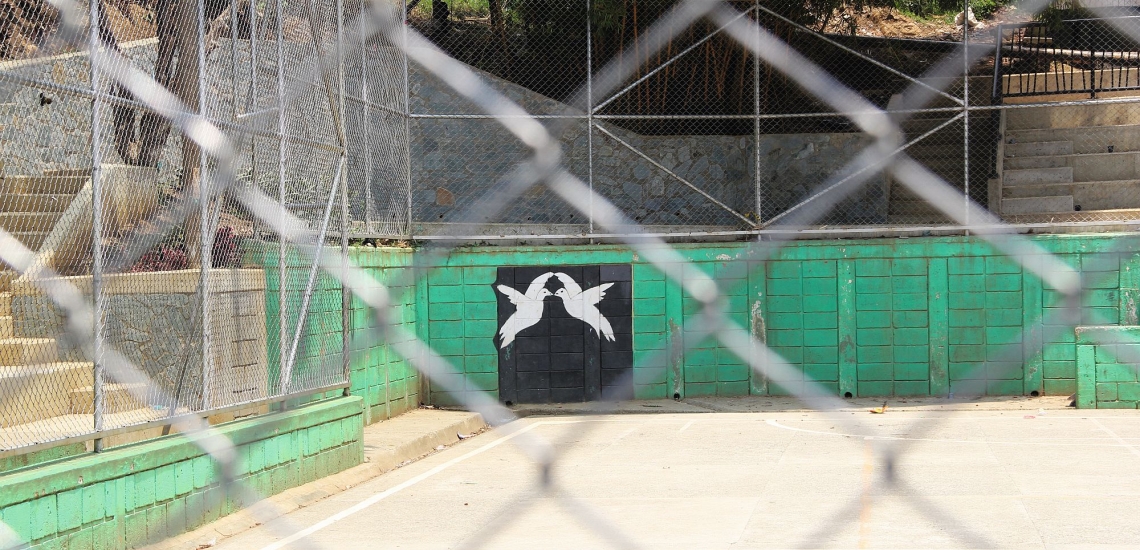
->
[
  {"left": 259, "top": 420, "right": 554, "bottom": 550},
  {"left": 678, "top": 420, "right": 694, "bottom": 433},
  {"left": 1090, "top": 418, "right": 1140, "bottom": 458},
  {"left": 766, "top": 419, "right": 1140, "bottom": 447}
]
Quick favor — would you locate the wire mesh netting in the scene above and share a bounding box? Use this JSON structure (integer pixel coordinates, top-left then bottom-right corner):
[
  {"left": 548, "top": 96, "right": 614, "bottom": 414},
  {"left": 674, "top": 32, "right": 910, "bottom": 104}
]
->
[{"left": 2, "top": 0, "right": 1140, "bottom": 547}]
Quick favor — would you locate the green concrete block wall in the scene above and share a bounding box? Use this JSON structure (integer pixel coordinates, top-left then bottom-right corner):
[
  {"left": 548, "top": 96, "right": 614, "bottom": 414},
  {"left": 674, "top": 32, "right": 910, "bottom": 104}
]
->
[
  {"left": 1075, "top": 326, "right": 1140, "bottom": 408},
  {"left": 412, "top": 234, "right": 1140, "bottom": 403},
  {"left": 346, "top": 248, "right": 420, "bottom": 423},
  {"left": 254, "top": 246, "right": 421, "bottom": 424},
  {"left": 0, "top": 397, "right": 364, "bottom": 549}
]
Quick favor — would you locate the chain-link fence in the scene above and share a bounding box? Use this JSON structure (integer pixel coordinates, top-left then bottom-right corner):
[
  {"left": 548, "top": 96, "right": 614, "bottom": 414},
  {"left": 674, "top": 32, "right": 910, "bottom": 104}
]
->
[{"left": 2, "top": 0, "right": 1140, "bottom": 547}]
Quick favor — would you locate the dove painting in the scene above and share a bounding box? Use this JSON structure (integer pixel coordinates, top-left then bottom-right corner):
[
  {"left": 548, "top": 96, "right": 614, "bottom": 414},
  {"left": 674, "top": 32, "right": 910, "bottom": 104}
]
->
[
  {"left": 552, "top": 272, "right": 616, "bottom": 342},
  {"left": 496, "top": 272, "right": 555, "bottom": 348},
  {"left": 495, "top": 265, "right": 632, "bottom": 406}
]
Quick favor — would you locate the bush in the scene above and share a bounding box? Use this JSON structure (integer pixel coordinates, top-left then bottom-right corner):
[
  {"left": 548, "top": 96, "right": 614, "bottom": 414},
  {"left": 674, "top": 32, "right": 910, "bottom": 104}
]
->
[{"left": 127, "top": 226, "right": 245, "bottom": 272}]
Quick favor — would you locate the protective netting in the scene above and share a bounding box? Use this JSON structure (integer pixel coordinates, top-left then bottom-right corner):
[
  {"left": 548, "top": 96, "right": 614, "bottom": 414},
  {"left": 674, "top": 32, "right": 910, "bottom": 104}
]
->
[{"left": 1, "top": 0, "right": 1140, "bottom": 548}]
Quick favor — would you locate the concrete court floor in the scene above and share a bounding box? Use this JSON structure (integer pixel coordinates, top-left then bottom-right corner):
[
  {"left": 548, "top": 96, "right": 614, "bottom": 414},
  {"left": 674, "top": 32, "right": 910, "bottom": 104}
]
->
[{"left": 214, "top": 403, "right": 1140, "bottom": 549}]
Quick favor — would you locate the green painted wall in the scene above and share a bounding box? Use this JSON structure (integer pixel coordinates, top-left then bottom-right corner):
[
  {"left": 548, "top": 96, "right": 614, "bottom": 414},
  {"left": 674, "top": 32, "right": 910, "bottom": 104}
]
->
[
  {"left": 253, "top": 246, "right": 420, "bottom": 424},
  {"left": 1075, "top": 326, "right": 1140, "bottom": 408},
  {"left": 410, "top": 234, "right": 1140, "bottom": 403},
  {"left": 346, "top": 248, "right": 420, "bottom": 423},
  {"left": 0, "top": 397, "right": 363, "bottom": 549}
]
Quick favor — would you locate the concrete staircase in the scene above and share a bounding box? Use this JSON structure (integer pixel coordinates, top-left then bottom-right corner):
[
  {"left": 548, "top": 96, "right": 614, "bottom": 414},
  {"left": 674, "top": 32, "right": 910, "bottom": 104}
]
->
[
  {"left": 998, "top": 103, "right": 1140, "bottom": 221},
  {"left": 0, "top": 165, "right": 149, "bottom": 442},
  {"left": 886, "top": 91, "right": 999, "bottom": 224},
  {"left": 0, "top": 167, "right": 90, "bottom": 290}
]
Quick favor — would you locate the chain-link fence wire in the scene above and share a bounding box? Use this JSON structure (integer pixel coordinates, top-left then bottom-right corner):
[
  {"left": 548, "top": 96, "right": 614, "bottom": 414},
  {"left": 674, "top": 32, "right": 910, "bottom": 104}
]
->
[{"left": 2, "top": 0, "right": 1140, "bottom": 548}]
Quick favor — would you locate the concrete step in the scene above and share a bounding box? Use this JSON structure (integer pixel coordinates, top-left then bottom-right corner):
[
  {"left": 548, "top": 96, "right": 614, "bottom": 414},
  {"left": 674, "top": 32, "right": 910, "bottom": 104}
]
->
[
  {"left": 1003, "top": 195, "right": 1075, "bottom": 215},
  {"left": 1004, "top": 156, "right": 1068, "bottom": 170},
  {"left": 42, "top": 169, "right": 92, "bottom": 177},
  {"left": 0, "top": 271, "right": 16, "bottom": 293},
  {"left": 1001, "top": 179, "right": 1140, "bottom": 211},
  {"left": 12, "top": 231, "right": 50, "bottom": 250},
  {"left": 0, "top": 362, "right": 94, "bottom": 426},
  {"left": 0, "top": 212, "right": 64, "bottom": 232},
  {"left": 0, "top": 175, "right": 87, "bottom": 195},
  {"left": 0, "top": 193, "right": 78, "bottom": 214},
  {"left": 1049, "top": 179, "right": 1140, "bottom": 211},
  {"left": 1005, "top": 140, "right": 1074, "bottom": 158},
  {"left": 1006, "top": 124, "right": 1140, "bottom": 155},
  {"left": 69, "top": 383, "right": 148, "bottom": 415},
  {"left": 1005, "top": 103, "right": 1140, "bottom": 131},
  {"left": 1004, "top": 167, "right": 1073, "bottom": 186},
  {"left": 1004, "top": 207, "right": 1140, "bottom": 224},
  {"left": 0, "top": 337, "right": 58, "bottom": 366},
  {"left": 1004, "top": 151, "right": 1140, "bottom": 182}
]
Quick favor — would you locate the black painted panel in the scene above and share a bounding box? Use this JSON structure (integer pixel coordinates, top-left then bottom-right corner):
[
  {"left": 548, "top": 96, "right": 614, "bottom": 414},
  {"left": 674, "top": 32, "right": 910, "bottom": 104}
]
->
[{"left": 496, "top": 264, "right": 633, "bottom": 404}]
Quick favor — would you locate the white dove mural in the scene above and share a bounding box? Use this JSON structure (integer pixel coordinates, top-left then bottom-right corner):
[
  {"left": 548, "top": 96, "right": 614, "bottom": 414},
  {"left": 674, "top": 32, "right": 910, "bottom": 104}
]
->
[
  {"left": 552, "top": 272, "right": 616, "bottom": 342},
  {"left": 496, "top": 272, "right": 556, "bottom": 348}
]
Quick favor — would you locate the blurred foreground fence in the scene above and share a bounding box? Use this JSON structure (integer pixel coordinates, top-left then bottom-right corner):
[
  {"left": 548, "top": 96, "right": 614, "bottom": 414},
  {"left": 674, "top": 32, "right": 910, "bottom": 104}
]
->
[{"left": 3, "top": 0, "right": 1140, "bottom": 547}]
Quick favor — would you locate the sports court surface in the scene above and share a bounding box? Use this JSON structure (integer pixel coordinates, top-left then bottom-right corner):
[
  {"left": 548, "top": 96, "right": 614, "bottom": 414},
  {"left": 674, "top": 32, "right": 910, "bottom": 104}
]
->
[{"left": 214, "top": 402, "right": 1140, "bottom": 549}]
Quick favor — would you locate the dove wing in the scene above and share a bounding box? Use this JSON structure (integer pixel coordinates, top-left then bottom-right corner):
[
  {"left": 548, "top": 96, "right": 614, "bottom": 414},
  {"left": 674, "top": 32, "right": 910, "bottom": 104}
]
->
[
  {"left": 497, "top": 285, "right": 526, "bottom": 305},
  {"left": 580, "top": 282, "right": 613, "bottom": 306},
  {"left": 524, "top": 272, "right": 555, "bottom": 299},
  {"left": 554, "top": 272, "right": 583, "bottom": 297}
]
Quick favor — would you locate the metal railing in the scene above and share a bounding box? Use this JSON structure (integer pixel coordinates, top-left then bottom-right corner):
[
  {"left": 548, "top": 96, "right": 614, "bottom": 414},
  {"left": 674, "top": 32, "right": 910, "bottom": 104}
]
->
[{"left": 994, "top": 16, "right": 1140, "bottom": 102}]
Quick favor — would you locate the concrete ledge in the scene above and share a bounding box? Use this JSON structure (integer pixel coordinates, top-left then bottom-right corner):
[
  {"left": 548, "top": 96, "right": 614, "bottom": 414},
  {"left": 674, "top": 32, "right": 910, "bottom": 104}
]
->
[
  {"left": 1075, "top": 326, "right": 1140, "bottom": 409},
  {"left": 0, "top": 396, "right": 364, "bottom": 548},
  {"left": 154, "top": 409, "right": 487, "bottom": 550},
  {"left": 10, "top": 268, "right": 266, "bottom": 296}
]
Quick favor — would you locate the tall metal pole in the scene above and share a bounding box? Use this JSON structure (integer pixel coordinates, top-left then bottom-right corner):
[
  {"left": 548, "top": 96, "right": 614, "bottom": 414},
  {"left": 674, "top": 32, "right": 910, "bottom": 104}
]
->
[
  {"left": 362, "top": 16, "right": 374, "bottom": 233},
  {"left": 198, "top": 0, "right": 213, "bottom": 410},
  {"left": 403, "top": 0, "right": 413, "bottom": 238},
  {"left": 276, "top": 0, "right": 289, "bottom": 397},
  {"left": 249, "top": 0, "right": 259, "bottom": 194},
  {"left": 753, "top": 0, "right": 761, "bottom": 226},
  {"left": 586, "top": 0, "right": 594, "bottom": 235},
  {"left": 89, "top": 0, "right": 106, "bottom": 453},
  {"left": 963, "top": 0, "right": 970, "bottom": 227},
  {"left": 339, "top": 0, "right": 352, "bottom": 395}
]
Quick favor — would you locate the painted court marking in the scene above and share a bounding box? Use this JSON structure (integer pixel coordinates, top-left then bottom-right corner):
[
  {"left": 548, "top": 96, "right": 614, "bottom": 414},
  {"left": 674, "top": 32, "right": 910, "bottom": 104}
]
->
[
  {"left": 259, "top": 421, "right": 554, "bottom": 550},
  {"left": 766, "top": 418, "right": 1140, "bottom": 447}
]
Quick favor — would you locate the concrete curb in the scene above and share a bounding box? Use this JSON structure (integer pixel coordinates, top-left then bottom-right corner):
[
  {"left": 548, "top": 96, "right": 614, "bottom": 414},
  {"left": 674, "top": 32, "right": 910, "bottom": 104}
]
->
[{"left": 153, "top": 410, "right": 487, "bottom": 550}]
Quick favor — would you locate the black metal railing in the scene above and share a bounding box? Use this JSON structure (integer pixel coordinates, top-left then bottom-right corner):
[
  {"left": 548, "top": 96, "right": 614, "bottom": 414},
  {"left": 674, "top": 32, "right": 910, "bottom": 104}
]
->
[{"left": 993, "top": 16, "right": 1140, "bottom": 103}]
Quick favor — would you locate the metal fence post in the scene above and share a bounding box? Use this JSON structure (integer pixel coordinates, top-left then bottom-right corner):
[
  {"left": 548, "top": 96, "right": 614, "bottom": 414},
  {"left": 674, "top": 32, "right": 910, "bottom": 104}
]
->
[
  {"left": 277, "top": 0, "right": 289, "bottom": 398},
  {"left": 198, "top": 0, "right": 213, "bottom": 410},
  {"left": 753, "top": 0, "right": 761, "bottom": 225},
  {"left": 339, "top": 0, "right": 352, "bottom": 394},
  {"left": 404, "top": 0, "right": 413, "bottom": 238},
  {"left": 963, "top": 0, "right": 970, "bottom": 226},
  {"left": 89, "top": 0, "right": 106, "bottom": 453},
  {"left": 587, "top": 0, "right": 594, "bottom": 235}
]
